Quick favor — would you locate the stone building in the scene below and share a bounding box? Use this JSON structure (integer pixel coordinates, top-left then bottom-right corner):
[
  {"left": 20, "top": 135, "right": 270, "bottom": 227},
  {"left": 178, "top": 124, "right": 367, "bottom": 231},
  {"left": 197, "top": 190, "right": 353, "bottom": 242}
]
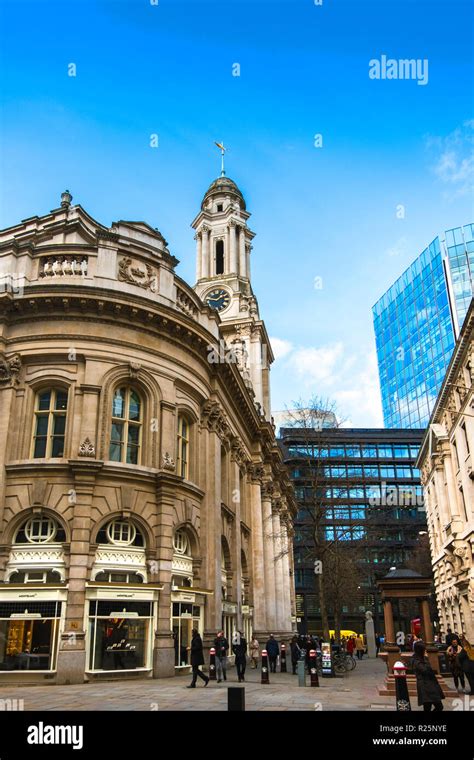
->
[
  {"left": 417, "top": 299, "right": 474, "bottom": 640},
  {"left": 0, "top": 177, "right": 296, "bottom": 684}
]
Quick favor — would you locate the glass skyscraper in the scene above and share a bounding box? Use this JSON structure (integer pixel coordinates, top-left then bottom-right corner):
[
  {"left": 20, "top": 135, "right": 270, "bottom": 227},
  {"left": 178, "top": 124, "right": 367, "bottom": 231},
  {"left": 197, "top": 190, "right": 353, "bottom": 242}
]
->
[{"left": 373, "top": 224, "right": 473, "bottom": 429}]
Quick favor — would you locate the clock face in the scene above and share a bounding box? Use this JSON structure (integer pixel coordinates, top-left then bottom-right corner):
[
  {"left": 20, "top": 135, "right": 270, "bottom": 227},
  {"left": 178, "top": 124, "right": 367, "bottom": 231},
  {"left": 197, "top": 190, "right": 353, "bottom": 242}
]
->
[{"left": 206, "top": 288, "right": 231, "bottom": 312}]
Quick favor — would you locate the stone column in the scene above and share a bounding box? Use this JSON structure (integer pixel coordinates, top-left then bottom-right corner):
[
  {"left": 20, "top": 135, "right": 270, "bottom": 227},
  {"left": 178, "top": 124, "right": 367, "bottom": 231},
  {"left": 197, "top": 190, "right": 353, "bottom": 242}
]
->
[
  {"left": 77, "top": 385, "right": 101, "bottom": 458},
  {"left": 195, "top": 231, "right": 202, "bottom": 281},
  {"left": 420, "top": 598, "right": 434, "bottom": 644},
  {"left": 272, "top": 501, "right": 285, "bottom": 632},
  {"left": 249, "top": 464, "right": 266, "bottom": 634},
  {"left": 154, "top": 473, "right": 178, "bottom": 678},
  {"left": 160, "top": 401, "right": 177, "bottom": 473},
  {"left": 382, "top": 599, "right": 396, "bottom": 645},
  {"left": 245, "top": 243, "right": 251, "bottom": 280},
  {"left": 229, "top": 222, "right": 237, "bottom": 273},
  {"left": 56, "top": 460, "right": 103, "bottom": 684},
  {"left": 261, "top": 484, "right": 277, "bottom": 631},
  {"left": 239, "top": 228, "right": 246, "bottom": 277},
  {"left": 442, "top": 452, "right": 462, "bottom": 520},
  {"left": 280, "top": 512, "right": 292, "bottom": 632},
  {"left": 230, "top": 456, "right": 243, "bottom": 629},
  {"left": 202, "top": 226, "right": 210, "bottom": 278},
  {"left": 287, "top": 525, "right": 296, "bottom": 620}
]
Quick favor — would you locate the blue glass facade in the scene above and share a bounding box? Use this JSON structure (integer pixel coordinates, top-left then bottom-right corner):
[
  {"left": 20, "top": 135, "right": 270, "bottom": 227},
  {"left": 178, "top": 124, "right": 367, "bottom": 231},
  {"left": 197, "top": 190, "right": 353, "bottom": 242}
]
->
[
  {"left": 373, "top": 236, "right": 456, "bottom": 429},
  {"left": 445, "top": 224, "right": 474, "bottom": 329}
]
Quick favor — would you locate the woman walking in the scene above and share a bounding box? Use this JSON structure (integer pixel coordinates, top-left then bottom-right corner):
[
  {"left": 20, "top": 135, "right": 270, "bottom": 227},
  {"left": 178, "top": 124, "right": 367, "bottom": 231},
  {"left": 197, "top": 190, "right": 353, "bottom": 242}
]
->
[
  {"left": 412, "top": 641, "right": 444, "bottom": 711},
  {"left": 249, "top": 636, "right": 260, "bottom": 669},
  {"left": 187, "top": 628, "right": 209, "bottom": 688},
  {"left": 458, "top": 636, "right": 474, "bottom": 694}
]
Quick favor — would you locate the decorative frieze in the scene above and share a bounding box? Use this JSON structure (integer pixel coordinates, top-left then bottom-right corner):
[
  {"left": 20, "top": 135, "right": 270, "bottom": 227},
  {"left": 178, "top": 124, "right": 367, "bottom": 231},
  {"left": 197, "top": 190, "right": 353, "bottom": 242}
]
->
[
  {"left": 118, "top": 257, "right": 158, "bottom": 291},
  {"left": 176, "top": 287, "right": 199, "bottom": 318}
]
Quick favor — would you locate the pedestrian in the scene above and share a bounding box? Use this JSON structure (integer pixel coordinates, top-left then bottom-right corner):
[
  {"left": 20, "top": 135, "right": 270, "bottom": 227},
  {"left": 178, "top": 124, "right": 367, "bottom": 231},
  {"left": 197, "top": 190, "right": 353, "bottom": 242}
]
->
[
  {"left": 187, "top": 628, "right": 209, "bottom": 688},
  {"left": 346, "top": 636, "right": 355, "bottom": 657},
  {"left": 232, "top": 630, "right": 247, "bottom": 682},
  {"left": 355, "top": 635, "right": 365, "bottom": 660},
  {"left": 249, "top": 636, "right": 260, "bottom": 669},
  {"left": 213, "top": 629, "right": 229, "bottom": 683},
  {"left": 266, "top": 634, "right": 280, "bottom": 673},
  {"left": 445, "top": 627, "right": 458, "bottom": 647},
  {"left": 458, "top": 636, "right": 474, "bottom": 695},
  {"left": 412, "top": 641, "right": 444, "bottom": 711},
  {"left": 375, "top": 634, "right": 381, "bottom": 656},
  {"left": 446, "top": 637, "right": 466, "bottom": 693},
  {"left": 290, "top": 635, "right": 301, "bottom": 675}
]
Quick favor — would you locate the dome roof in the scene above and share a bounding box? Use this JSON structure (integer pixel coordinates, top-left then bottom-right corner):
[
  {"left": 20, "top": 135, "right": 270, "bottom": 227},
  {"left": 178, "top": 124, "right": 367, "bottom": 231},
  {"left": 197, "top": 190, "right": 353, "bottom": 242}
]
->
[{"left": 202, "top": 176, "right": 246, "bottom": 210}]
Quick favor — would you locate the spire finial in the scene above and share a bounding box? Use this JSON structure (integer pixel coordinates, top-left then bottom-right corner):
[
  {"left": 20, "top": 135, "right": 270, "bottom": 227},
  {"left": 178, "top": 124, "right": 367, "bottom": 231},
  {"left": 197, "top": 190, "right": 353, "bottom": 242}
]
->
[{"left": 214, "top": 141, "right": 227, "bottom": 176}]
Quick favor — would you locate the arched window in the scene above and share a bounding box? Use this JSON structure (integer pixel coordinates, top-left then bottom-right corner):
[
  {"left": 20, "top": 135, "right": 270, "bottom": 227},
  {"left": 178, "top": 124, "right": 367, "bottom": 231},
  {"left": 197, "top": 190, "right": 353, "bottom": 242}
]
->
[
  {"left": 96, "top": 519, "right": 144, "bottom": 547},
  {"left": 109, "top": 387, "right": 142, "bottom": 464},
  {"left": 32, "top": 388, "right": 68, "bottom": 458},
  {"left": 173, "top": 529, "right": 189, "bottom": 555},
  {"left": 177, "top": 415, "right": 189, "bottom": 479},
  {"left": 215, "top": 239, "right": 224, "bottom": 275},
  {"left": 14, "top": 515, "right": 65, "bottom": 545}
]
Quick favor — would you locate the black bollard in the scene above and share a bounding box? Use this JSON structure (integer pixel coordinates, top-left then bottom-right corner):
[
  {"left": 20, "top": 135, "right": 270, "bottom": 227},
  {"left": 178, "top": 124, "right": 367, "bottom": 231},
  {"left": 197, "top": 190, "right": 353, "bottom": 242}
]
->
[
  {"left": 309, "top": 649, "right": 320, "bottom": 687},
  {"left": 209, "top": 647, "right": 216, "bottom": 681},
  {"left": 280, "top": 643, "right": 287, "bottom": 672},
  {"left": 261, "top": 649, "right": 270, "bottom": 684},
  {"left": 228, "top": 686, "right": 245, "bottom": 711},
  {"left": 393, "top": 661, "right": 411, "bottom": 711}
]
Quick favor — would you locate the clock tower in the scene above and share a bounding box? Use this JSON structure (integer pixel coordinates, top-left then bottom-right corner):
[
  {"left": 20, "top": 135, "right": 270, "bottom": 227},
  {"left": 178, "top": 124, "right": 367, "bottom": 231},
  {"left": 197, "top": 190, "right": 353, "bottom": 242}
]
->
[{"left": 192, "top": 174, "right": 273, "bottom": 419}]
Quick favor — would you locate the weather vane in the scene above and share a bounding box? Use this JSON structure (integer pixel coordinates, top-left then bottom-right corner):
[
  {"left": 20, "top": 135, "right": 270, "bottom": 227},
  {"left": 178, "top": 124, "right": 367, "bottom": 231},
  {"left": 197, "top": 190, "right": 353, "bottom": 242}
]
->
[{"left": 214, "top": 141, "right": 227, "bottom": 176}]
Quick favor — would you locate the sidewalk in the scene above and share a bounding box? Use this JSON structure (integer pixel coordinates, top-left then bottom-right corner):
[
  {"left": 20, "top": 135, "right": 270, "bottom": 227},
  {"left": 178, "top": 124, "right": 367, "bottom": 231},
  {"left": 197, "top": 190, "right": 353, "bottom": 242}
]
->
[{"left": 0, "top": 658, "right": 462, "bottom": 711}]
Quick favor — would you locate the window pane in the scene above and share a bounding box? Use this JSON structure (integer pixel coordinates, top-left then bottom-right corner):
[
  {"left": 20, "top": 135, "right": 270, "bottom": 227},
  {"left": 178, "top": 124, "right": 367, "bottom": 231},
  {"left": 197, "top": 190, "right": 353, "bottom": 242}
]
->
[
  {"left": 38, "top": 392, "right": 51, "bottom": 411},
  {"left": 128, "top": 392, "right": 141, "bottom": 421},
  {"left": 53, "top": 415, "right": 66, "bottom": 435},
  {"left": 35, "top": 415, "right": 49, "bottom": 436},
  {"left": 55, "top": 391, "right": 68, "bottom": 411},
  {"left": 111, "top": 422, "right": 124, "bottom": 442},
  {"left": 109, "top": 442, "right": 122, "bottom": 461},
  {"left": 127, "top": 425, "right": 140, "bottom": 445},
  {"left": 34, "top": 438, "right": 47, "bottom": 457},
  {"left": 112, "top": 389, "right": 125, "bottom": 418},
  {"left": 127, "top": 445, "right": 139, "bottom": 465},
  {"left": 51, "top": 437, "right": 65, "bottom": 457}
]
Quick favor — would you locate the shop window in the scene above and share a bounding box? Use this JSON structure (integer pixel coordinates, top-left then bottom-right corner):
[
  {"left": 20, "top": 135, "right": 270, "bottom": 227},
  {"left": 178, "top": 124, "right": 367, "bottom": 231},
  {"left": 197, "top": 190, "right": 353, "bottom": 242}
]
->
[
  {"left": 94, "top": 571, "right": 144, "bottom": 584},
  {"left": 109, "top": 387, "right": 142, "bottom": 465},
  {"left": 177, "top": 415, "right": 190, "bottom": 479},
  {"left": 87, "top": 600, "right": 153, "bottom": 672},
  {"left": 7, "top": 569, "right": 62, "bottom": 584},
  {"left": 0, "top": 601, "right": 62, "bottom": 672},
  {"left": 172, "top": 602, "right": 202, "bottom": 667},
  {"left": 32, "top": 388, "right": 68, "bottom": 458}
]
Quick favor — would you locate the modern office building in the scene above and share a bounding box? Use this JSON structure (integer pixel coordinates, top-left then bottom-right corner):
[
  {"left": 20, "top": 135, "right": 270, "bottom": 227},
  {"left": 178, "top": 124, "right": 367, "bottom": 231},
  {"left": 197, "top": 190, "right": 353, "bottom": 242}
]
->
[
  {"left": 0, "top": 177, "right": 297, "bottom": 684},
  {"left": 417, "top": 300, "right": 474, "bottom": 641},
  {"left": 373, "top": 224, "right": 474, "bottom": 429},
  {"left": 279, "top": 427, "right": 428, "bottom": 637}
]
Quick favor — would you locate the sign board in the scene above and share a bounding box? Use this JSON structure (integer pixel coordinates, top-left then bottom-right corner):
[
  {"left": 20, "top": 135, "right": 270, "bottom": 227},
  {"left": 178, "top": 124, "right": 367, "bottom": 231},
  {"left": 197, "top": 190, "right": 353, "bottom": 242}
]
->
[{"left": 321, "top": 641, "right": 333, "bottom": 677}]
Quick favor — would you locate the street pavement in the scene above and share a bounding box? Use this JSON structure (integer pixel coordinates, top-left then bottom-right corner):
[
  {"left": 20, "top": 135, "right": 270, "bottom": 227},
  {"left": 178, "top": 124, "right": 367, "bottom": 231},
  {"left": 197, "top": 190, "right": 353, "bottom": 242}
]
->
[{"left": 0, "top": 657, "right": 465, "bottom": 711}]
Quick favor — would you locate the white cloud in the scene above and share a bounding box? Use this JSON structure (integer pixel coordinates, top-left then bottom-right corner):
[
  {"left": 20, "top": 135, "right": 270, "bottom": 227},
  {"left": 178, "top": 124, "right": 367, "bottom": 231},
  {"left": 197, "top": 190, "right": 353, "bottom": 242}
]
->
[
  {"left": 271, "top": 339, "right": 383, "bottom": 427},
  {"left": 426, "top": 120, "right": 474, "bottom": 199},
  {"left": 270, "top": 337, "right": 293, "bottom": 359}
]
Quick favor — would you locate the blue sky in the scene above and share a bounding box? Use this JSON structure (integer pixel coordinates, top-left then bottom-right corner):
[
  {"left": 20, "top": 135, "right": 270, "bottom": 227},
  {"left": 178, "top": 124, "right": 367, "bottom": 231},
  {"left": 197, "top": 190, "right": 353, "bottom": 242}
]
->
[{"left": 1, "top": 0, "right": 473, "bottom": 425}]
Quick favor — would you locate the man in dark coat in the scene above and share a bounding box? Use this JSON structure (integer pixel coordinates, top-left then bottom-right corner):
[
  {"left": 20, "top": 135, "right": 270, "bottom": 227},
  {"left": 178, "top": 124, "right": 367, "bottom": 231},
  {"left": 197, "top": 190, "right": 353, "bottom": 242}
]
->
[
  {"left": 290, "top": 635, "right": 301, "bottom": 675},
  {"left": 232, "top": 631, "right": 247, "bottom": 682},
  {"left": 412, "top": 641, "right": 444, "bottom": 711},
  {"left": 266, "top": 634, "right": 279, "bottom": 673},
  {"left": 187, "top": 629, "right": 209, "bottom": 688}
]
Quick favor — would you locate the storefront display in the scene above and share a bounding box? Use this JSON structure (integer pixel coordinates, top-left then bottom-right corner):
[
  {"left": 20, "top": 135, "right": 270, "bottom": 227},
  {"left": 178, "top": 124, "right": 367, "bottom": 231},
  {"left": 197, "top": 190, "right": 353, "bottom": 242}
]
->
[
  {"left": 0, "top": 601, "right": 61, "bottom": 672},
  {"left": 87, "top": 601, "right": 153, "bottom": 671}
]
